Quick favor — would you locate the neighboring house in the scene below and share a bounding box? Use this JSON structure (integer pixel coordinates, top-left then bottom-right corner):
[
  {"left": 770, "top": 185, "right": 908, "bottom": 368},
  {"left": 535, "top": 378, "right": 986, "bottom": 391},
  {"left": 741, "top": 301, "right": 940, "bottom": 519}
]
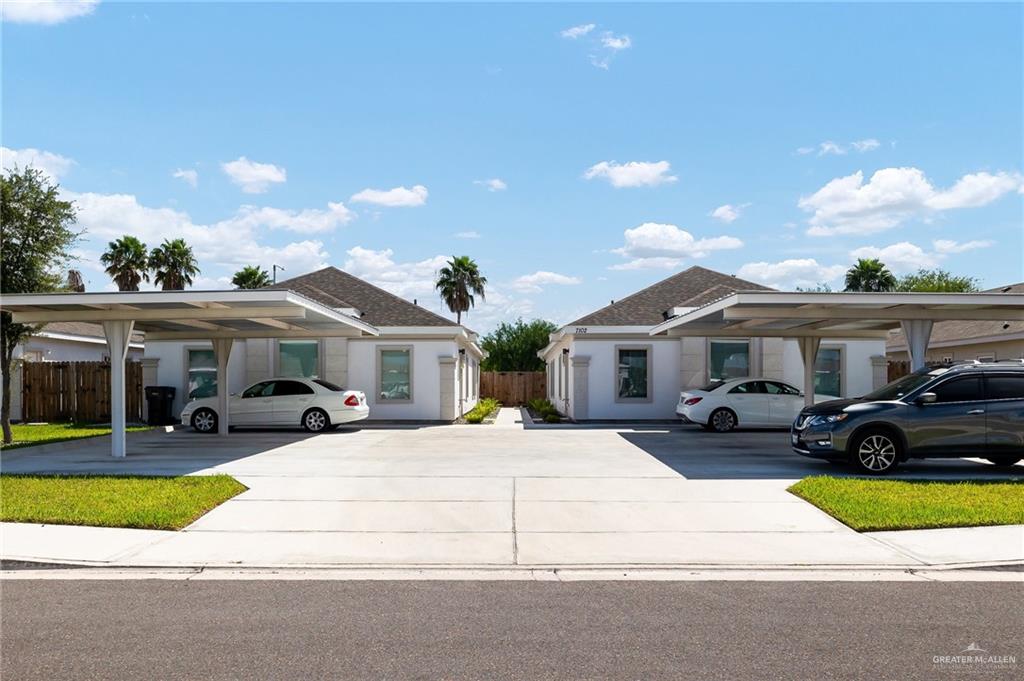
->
[
  {"left": 14, "top": 322, "right": 145, "bottom": 362},
  {"left": 539, "top": 266, "right": 887, "bottom": 421},
  {"left": 887, "top": 282, "right": 1024, "bottom": 364},
  {"left": 144, "top": 266, "right": 484, "bottom": 421}
]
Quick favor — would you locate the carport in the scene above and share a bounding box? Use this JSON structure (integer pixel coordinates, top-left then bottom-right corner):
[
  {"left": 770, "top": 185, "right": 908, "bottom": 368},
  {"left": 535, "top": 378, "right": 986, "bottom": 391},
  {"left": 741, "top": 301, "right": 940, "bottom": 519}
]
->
[
  {"left": 4, "top": 290, "right": 379, "bottom": 457},
  {"left": 650, "top": 291, "right": 1024, "bottom": 405}
]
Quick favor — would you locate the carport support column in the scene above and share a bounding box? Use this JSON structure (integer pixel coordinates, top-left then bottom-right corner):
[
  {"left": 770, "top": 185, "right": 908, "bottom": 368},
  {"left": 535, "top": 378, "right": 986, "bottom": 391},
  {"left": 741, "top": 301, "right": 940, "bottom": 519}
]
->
[
  {"left": 799, "top": 337, "right": 821, "bottom": 407},
  {"left": 212, "top": 338, "right": 234, "bottom": 436},
  {"left": 900, "top": 320, "right": 933, "bottom": 372},
  {"left": 102, "top": 320, "right": 135, "bottom": 458}
]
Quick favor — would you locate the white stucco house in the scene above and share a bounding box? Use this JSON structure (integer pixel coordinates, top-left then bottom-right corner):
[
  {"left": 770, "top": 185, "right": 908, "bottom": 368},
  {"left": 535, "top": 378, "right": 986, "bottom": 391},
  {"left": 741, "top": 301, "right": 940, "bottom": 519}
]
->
[
  {"left": 539, "top": 266, "right": 888, "bottom": 421},
  {"left": 143, "top": 267, "right": 484, "bottom": 422},
  {"left": 15, "top": 322, "right": 144, "bottom": 363}
]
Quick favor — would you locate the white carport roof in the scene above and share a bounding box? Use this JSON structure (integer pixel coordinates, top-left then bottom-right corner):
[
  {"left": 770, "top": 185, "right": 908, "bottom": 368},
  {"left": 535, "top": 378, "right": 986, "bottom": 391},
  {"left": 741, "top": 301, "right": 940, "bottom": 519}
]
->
[
  {"left": 3, "top": 289, "right": 379, "bottom": 340},
  {"left": 649, "top": 290, "right": 1024, "bottom": 406},
  {"left": 3, "top": 289, "right": 380, "bottom": 457}
]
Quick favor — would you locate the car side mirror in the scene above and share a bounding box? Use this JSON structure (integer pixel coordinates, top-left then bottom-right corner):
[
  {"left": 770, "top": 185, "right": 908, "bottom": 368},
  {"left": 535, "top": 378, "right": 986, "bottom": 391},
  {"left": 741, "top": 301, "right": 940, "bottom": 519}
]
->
[{"left": 916, "top": 392, "right": 937, "bottom": 405}]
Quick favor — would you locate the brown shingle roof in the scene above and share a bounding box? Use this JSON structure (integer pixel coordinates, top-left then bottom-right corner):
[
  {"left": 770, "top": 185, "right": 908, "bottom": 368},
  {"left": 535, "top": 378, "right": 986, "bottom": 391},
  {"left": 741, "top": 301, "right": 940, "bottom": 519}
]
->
[
  {"left": 887, "top": 282, "right": 1024, "bottom": 348},
  {"left": 569, "top": 266, "right": 773, "bottom": 327},
  {"left": 38, "top": 322, "right": 144, "bottom": 344},
  {"left": 270, "top": 266, "right": 459, "bottom": 328}
]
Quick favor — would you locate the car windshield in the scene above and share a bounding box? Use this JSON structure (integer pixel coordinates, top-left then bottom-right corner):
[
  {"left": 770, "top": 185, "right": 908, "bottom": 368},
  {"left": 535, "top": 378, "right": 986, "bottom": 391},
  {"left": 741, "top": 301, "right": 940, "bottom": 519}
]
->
[
  {"left": 861, "top": 367, "right": 950, "bottom": 401},
  {"left": 313, "top": 379, "right": 345, "bottom": 391}
]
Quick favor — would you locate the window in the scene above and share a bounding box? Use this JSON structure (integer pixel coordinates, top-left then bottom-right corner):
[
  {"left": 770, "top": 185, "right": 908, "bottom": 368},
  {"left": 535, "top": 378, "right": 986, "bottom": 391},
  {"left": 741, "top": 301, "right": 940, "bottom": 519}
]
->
[
  {"left": 616, "top": 346, "right": 650, "bottom": 401},
  {"left": 278, "top": 340, "right": 319, "bottom": 378},
  {"left": 932, "top": 376, "right": 983, "bottom": 403},
  {"left": 187, "top": 348, "right": 217, "bottom": 399},
  {"left": 729, "top": 381, "right": 765, "bottom": 394},
  {"left": 815, "top": 347, "right": 843, "bottom": 397},
  {"left": 272, "top": 380, "right": 314, "bottom": 396},
  {"left": 313, "top": 379, "right": 344, "bottom": 392},
  {"left": 378, "top": 347, "right": 412, "bottom": 401},
  {"left": 709, "top": 340, "right": 750, "bottom": 382},
  {"left": 986, "top": 375, "right": 1024, "bottom": 400},
  {"left": 765, "top": 381, "right": 801, "bottom": 396},
  {"left": 242, "top": 381, "right": 275, "bottom": 398}
]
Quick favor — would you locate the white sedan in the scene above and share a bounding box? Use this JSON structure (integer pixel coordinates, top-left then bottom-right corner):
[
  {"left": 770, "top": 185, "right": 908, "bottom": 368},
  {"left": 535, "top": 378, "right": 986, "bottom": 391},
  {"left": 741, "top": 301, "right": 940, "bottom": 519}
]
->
[
  {"left": 677, "top": 378, "right": 836, "bottom": 432},
  {"left": 181, "top": 377, "right": 369, "bottom": 433}
]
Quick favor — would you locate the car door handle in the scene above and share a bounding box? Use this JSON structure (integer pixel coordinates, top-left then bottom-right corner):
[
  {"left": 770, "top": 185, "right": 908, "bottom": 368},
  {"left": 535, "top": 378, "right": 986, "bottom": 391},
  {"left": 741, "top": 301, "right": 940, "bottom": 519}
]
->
[{"left": 966, "top": 409, "right": 985, "bottom": 415}]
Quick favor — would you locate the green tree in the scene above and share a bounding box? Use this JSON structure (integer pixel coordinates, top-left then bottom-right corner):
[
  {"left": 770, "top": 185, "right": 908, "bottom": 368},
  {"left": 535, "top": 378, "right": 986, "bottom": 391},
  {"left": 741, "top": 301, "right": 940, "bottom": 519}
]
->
[
  {"left": 844, "top": 258, "right": 897, "bottom": 292},
  {"left": 149, "top": 238, "right": 200, "bottom": 290},
  {"left": 1, "top": 167, "right": 79, "bottom": 443},
  {"left": 231, "top": 265, "right": 272, "bottom": 289},
  {"left": 795, "top": 283, "right": 833, "bottom": 293},
  {"left": 435, "top": 255, "right": 487, "bottom": 325},
  {"left": 480, "top": 319, "right": 559, "bottom": 371},
  {"left": 895, "top": 269, "right": 980, "bottom": 293},
  {"left": 100, "top": 235, "right": 149, "bottom": 291}
]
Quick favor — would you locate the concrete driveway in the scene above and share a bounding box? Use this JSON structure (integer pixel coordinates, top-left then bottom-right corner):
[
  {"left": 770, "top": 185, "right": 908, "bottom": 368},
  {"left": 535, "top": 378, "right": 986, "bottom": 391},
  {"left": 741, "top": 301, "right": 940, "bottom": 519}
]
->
[{"left": 2, "top": 410, "right": 1021, "bottom": 568}]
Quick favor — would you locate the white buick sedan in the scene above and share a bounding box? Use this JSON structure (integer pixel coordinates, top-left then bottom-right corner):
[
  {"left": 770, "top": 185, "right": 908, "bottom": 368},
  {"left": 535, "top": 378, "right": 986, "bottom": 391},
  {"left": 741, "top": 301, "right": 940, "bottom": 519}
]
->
[
  {"left": 181, "top": 377, "right": 369, "bottom": 433},
  {"left": 677, "top": 378, "right": 836, "bottom": 432}
]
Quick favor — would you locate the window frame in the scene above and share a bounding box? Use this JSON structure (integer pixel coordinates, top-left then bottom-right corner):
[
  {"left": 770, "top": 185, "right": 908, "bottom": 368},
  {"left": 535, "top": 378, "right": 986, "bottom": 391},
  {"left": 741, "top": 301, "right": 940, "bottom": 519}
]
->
[
  {"left": 376, "top": 345, "right": 414, "bottom": 404},
  {"left": 928, "top": 375, "right": 986, "bottom": 404},
  {"left": 274, "top": 339, "right": 323, "bottom": 379},
  {"left": 984, "top": 373, "right": 1024, "bottom": 401},
  {"left": 614, "top": 344, "right": 653, "bottom": 404},
  {"left": 707, "top": 338, "right": 752, "bottom": 383},
  {"left": 183, "top": 344, "right": 218, "bottom": 401},
  {"left": 815, "top": 344, "right": 846, "bottom": 398}
]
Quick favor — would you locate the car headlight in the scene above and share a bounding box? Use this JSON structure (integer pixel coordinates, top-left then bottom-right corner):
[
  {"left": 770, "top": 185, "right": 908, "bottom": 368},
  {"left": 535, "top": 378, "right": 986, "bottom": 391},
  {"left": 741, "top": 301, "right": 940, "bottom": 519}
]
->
[{"left": 809, "top": 413, "right": 848, "bottom": 426}]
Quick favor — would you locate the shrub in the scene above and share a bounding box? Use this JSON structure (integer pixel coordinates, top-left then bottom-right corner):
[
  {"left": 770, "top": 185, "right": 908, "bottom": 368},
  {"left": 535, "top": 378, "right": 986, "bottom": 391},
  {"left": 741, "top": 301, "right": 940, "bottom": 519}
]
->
[
  {"left": 528, "top": 398, "right": 559, "bottom": 417},
  {"left": 544, "top": 413, "right": 561, "bottom": 424},
  {"left": 464, "top": 398, "right": 501, "bottom": 424}
]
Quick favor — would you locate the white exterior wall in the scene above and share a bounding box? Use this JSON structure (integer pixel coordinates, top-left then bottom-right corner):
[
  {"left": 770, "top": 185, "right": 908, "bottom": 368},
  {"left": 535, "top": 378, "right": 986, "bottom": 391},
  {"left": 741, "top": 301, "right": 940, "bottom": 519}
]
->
[
  {"left": 780, "top": 338, "right": 885, "bottom": 398},
  {"left": 572, "top": 338, "right": 683, "bottom": 420},
  {"left": 15, "top": 337, "right": 143, "bottom": 362},
  {"left": 145, "top": 340, "right": 247, "bottom": 416}
]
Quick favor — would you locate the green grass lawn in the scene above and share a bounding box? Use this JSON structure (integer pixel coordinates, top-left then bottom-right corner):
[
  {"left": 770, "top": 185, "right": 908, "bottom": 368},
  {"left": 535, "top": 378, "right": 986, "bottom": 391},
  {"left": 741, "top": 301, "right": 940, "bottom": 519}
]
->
[
  {"left": 1, "top": 422, "right": 153, "bottom": 450},
  {"left": 0, "top": 474, "right": 247, "bottom": 530},
  {"left": 789, "top": 476, "right": 1024, "bottom": 532}
]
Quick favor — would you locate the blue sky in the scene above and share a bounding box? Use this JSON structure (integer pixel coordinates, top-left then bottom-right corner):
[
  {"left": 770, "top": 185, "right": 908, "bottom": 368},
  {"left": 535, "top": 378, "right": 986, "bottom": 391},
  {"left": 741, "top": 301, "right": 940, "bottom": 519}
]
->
[{"left": 3, "top": 1, "right": 1022, "bottom": 329}]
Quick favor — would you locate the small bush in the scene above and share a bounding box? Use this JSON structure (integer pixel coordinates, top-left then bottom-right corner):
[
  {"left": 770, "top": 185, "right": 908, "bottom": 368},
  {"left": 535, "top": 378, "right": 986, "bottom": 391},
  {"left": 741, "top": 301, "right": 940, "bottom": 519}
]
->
[
  {"left": 464, "top": 397, "right": 501, "bottom": 424},
  {"left": 543, "top": 413, "right": 561, "bottom": 424},
  {"left": 528, "top": 398, "right": 559, "bottom": 418}
]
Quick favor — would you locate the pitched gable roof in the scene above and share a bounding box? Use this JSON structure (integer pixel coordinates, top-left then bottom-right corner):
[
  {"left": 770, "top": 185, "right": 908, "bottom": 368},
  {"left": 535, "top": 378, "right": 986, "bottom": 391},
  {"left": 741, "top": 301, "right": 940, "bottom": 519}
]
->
[
  {"left": 569, "top": 266, "right": 772, "bottom": 327},
  {"left": 38, "top": 322, "right": 144, "bottom": 344},
  {"left": 887, "top": 282, "right": 1024, "bottom": 348},
  {"left": 271, "top": 266, "right": 459, "bottom": 328}
]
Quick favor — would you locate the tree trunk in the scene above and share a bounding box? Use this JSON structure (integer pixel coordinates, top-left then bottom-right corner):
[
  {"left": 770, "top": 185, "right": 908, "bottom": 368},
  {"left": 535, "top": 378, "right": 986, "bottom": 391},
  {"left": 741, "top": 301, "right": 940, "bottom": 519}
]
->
[
  {"left": 456, "top": 310, "right": 461, "bottom": 325},
  {"left": 1, "top": 346, "right": 13, "bottom": 444}
]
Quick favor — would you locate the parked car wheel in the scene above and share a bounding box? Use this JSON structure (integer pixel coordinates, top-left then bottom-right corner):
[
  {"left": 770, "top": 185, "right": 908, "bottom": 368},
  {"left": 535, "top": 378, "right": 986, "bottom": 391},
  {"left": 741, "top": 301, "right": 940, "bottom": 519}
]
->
[
  {"left": 707, "top": 408, "right": 737, "bottom": 433},
  {"left": 302, "top": 408, "right": 330, "bottom": 433},
  {"left": 191, "top": 408, "right": 218, "bottom": 434},
  {"left": 849, "top": 429, "right": 901, "bottom": 474},
  {"left": 986, "top": 457, "right": 1021, "bottom": 467}
]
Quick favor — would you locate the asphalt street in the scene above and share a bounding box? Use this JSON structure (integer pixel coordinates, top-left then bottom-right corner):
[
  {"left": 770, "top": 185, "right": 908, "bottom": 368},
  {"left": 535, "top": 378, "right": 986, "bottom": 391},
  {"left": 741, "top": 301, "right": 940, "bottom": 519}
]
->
[{"left": 2, "top": 579, "right": 1020, "bottom": 680}]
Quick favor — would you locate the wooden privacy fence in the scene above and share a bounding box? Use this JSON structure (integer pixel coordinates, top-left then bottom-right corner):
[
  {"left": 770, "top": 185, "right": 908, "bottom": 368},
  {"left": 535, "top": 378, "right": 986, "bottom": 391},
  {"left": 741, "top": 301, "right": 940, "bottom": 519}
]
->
[
  {"left": 21, "top": 361, "right": 144, "bottom": 423},
  {"left": 480, "top": 371, "right": 546, "bottom": 405}
]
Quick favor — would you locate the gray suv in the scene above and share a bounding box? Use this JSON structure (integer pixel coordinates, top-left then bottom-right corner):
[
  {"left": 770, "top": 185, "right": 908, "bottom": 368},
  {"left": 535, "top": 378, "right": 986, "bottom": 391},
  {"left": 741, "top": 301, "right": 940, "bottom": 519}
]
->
[{"left": 792, "top": 361, "right": 1024, "bottom": 474}]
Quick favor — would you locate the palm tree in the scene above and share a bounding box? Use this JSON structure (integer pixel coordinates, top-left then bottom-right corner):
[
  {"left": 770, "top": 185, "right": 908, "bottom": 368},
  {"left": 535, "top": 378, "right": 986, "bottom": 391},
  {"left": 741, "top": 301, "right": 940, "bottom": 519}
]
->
[
  {"left": 844, "top": 258, "right": 896, "bottom": 292},
  {"left": 65, "top": 269, "right": 85, "bottom": 292},
  {"left": 435, "top": 255, "right": 487, "bottom": 325},
  {"left": 100, "top": 236, "right": 150, "bottom": 291},
  {"left": 149, "top": 238, "right": 199, "bottom": 290},
  {"left": 232, "top": 265, "right": 272, "bottom": 289}
]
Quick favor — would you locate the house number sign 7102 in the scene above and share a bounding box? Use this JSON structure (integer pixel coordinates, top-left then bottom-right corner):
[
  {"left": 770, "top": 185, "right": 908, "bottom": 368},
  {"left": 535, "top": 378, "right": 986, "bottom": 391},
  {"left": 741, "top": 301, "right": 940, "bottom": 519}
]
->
[{"left": 575, "top": 327, "right": 588, "bottom": 334}]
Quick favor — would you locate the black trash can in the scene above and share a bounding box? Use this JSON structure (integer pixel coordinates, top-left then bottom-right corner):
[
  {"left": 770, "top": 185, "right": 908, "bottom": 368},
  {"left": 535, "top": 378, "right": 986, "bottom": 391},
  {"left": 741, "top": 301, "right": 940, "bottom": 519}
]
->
[{"left": 145, "top": 386, "right": 177, "bottom": 426}]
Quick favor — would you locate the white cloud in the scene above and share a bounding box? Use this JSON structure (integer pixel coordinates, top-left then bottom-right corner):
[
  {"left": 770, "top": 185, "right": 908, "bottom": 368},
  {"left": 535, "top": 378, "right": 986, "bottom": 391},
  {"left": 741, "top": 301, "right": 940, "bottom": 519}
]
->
[
  {"left": 584, "top": 160, "right": 677, "bottom": 188},
  {"left": 511, "top": 271, "right": 582, "bottom": 293},
  {"left": 600, "top": 32, "right": 632, "bottom": 51},
  {"left": 342, "top": 246, "right": 448, "bottom": 300},
  {"left": 454, "top": 231, "right": 481, "bottom": 239},
  {"left": 473, "top": 178, "right": 507, "bottom": 192},
  {"left": 795, "top": 146, "right": 815, "bottom": 156},
  {"left": 63, "top": 190, "right": 331, "bottom": 283},
  {"left": 1, "top": 0, "right": 98, "bottom": 24},
  {"left": 560, "top": 23, "right": 595, "bottom": 39},
  {"left": 737, "top": 259, "right": 846, "bottom": 291},
  {"left": 932, "top": 238, "right": 994, "bottom": 254},
  {"left": 221, "top": 156, "right": 287, "bottom": 194},
  {"left": 225, "top": 202, "right": 356, "bottom": 234},
  {"left": 1, "top": 146, "right": 75, "bottom": 181},
  {"left": 850, "top": 138, "right": 881, "bottom": 153},
  {"left": 800, "top": 167, "right": 1024, "bottom": 236},
  {"left": 350, "top": 184, "right": 428, "bottom": 207},
  {"left": 849, "top": 242, "right": 939, "bottom": 273},
  {"left": 589, "top": 31, "right": 632, "bottom": 69},
  {"left": 710, "top": 203, "right": 749, "bottom": 223},
  {"left": 818, "top": 141, "right": 847, "bottom": 156},
  {"left": 172, "top": 168, "right": 198, "bottom": 188},
  {"left": 610, "top": 222, "right": 743, "bottom": 270}
]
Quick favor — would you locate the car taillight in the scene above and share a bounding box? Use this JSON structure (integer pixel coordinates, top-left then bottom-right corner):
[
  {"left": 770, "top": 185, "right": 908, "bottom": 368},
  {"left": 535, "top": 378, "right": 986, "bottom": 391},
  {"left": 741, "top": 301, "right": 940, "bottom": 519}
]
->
[
  {"left": 684, "top": 397, "right": 703, "bottom": 406},
  {"left": 344, "top": 395, "right": 359, "bottom": 407}
]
